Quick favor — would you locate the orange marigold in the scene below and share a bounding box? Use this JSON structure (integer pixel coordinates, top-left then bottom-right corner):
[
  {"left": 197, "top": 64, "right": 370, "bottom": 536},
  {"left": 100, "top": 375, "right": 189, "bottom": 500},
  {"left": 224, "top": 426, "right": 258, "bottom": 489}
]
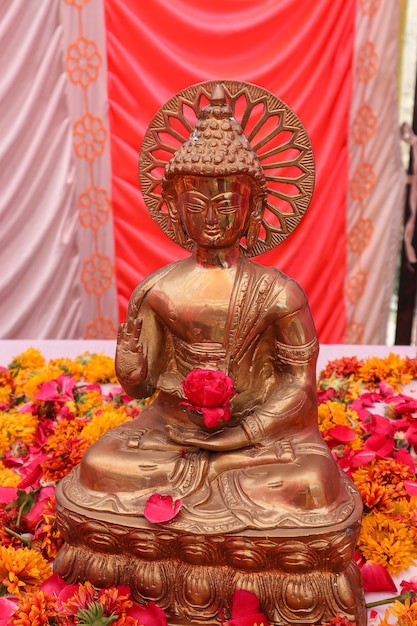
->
[
  {"left": 10, "top": 588, "right": 58, "bottom": 625},
  {"left": 318, "top": 401, "right": 363, "bottom": 450},
  {"left": 357, "top": 510, "right": 417, "bottom": 574},
  {"left": 358, "top": 354, "right": 413, "bottom": 390},
  {"left": 41, "top": 436, "right": 90, "bottom": 482},
  {"left": 0, "top": 546, "right": 52, "bottom": 595}
]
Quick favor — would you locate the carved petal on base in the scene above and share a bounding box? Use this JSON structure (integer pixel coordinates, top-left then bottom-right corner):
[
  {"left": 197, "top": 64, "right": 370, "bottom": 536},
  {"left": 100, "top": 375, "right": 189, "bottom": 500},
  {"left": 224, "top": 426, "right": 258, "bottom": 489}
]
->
[{"left": 55, "top": 503, "right": 367, "bottom": 625}]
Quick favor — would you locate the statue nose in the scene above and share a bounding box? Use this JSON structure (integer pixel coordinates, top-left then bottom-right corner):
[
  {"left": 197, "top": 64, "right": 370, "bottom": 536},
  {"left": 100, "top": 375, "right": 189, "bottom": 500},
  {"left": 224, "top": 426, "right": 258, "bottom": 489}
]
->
[{"left": 206, "top": 201, "right": 218, "bottom": 224}]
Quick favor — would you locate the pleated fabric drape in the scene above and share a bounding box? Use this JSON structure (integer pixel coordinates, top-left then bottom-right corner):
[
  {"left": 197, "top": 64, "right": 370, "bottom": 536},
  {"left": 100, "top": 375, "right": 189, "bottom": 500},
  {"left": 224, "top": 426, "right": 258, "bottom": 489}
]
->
[
  {"left": 104, "top": 0, "right": 404, "bottom": 344},
  {"left": 0, "top": 0, "right": 405, "bottom": 344},
  {"left": 0, "top": 0, "right": 117, "bottom": 339}
]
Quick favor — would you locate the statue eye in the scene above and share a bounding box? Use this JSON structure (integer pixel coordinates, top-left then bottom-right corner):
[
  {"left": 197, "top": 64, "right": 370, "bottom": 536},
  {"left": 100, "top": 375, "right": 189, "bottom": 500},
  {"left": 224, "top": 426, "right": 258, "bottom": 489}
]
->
[
  {"left": 181, "top": 193, "right": 207, "bottom": 212},
  {"left": 185, "top": 201, "right": 206, "bottom": 212},
  {"left": 215, "top": 193, "right": 244, "bottom": 214}
]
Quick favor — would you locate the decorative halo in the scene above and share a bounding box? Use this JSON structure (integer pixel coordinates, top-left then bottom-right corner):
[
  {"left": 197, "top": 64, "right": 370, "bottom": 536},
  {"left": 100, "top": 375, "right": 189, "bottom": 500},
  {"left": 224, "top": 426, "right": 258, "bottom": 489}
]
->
[{"left": 139, "top": 80, "right": 315, "bottom": 257}]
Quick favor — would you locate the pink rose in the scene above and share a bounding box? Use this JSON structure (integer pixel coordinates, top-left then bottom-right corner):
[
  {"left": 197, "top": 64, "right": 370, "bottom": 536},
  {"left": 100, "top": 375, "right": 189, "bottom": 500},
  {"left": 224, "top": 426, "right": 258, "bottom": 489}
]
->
[{"left": 181, "top": 369, "right": 235, "bottom": 428}]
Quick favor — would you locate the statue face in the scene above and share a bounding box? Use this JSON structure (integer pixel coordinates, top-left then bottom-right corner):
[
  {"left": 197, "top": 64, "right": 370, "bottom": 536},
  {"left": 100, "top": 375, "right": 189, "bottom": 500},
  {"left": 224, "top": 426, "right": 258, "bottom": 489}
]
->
[{"left": 176, "top": 176, "right": 251, "bottom": 248}]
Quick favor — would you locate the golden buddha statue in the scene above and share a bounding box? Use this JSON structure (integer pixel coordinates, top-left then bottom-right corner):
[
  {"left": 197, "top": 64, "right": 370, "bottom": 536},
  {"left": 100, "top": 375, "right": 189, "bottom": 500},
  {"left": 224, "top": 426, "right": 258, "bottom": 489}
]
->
[{"left": 55, "top": 81, "right": 366, "bottom": 625}]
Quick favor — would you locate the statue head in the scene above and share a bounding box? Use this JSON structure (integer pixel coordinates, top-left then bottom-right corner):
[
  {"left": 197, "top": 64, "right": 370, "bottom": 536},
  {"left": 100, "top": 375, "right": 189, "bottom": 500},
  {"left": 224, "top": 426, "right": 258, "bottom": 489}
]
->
[{"left": 161, "top": 84, "right": 267, "bottom": 251}]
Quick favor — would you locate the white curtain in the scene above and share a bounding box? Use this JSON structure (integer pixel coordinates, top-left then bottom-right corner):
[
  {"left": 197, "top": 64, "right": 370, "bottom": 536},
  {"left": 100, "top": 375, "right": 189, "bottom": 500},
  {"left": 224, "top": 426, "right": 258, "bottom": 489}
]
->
[
  {"left": 345, "top": 0, "right": 406, "bottom": 343},
  {"left": 0, "top": 0, "right": 117, "bottom": 339}
]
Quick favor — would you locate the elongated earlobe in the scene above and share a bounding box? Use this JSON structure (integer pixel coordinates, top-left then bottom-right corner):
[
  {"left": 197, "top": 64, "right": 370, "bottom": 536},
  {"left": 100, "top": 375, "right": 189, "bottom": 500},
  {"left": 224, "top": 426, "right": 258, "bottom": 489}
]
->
[
  {"left": 246, "top": 197, "right": 263, "bottom": 251},
  {"left": 165, "top": 196, "right": 189, "bottom": 247}
]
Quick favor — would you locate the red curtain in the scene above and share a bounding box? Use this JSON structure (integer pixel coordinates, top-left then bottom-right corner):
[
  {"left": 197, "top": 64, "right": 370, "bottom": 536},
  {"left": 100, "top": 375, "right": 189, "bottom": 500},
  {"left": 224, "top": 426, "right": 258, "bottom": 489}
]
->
[{"left": 104, "top": 0, "right": 356, "bottom": 343}]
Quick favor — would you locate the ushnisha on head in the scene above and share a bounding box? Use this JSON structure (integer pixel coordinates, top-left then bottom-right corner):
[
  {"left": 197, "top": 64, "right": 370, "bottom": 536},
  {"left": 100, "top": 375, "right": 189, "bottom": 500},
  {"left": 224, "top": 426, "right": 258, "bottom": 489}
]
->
[{"left": 161, "top": 84, "right": 267, "bottom": 251}]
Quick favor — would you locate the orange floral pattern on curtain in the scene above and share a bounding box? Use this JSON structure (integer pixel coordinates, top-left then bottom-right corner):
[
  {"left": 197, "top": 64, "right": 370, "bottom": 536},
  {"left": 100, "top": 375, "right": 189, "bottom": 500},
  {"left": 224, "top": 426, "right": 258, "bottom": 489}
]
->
[{"left": 64, "top": 0, "right": 117, "bottom": 339}]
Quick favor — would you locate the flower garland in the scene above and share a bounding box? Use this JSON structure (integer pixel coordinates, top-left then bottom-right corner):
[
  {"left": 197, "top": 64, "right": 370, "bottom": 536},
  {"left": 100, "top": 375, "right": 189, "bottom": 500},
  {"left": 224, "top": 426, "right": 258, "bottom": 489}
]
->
[{"left": 0, "top": 347, "right": 416, "bottom": 624}]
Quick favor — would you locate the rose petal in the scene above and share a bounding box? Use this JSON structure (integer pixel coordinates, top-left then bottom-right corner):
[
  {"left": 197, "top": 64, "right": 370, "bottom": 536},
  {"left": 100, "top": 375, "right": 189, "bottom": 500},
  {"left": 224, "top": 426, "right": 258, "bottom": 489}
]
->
[
  {"left": 400, "top": 576, "right": 417, "bottom": 592},
  {"left": 0, "top": 486, "right": 18, "bottom": 504},
  {"left": 327, "top": 424, "right": 356, "bottom": 443},
  {"left": 364, "top": 434, "right": 394, "bottom": 458},
  {"left": 394, "top": 448, "right": 416, "bottom": 473},
  {"left": 404, "top": 479, "right": 417, "bottom": 497},
  {"left": 144, "top": 494, "right": 182, "bottom": 523},
  {"left": 202, "top": 406, "right": 231, "bottom": 428},
  {"left": 360, "top": 561, "right": 397, "bottom": 593},
  {"left": 0, "top": 597, "right": 17, "bottom": 625},
  {"left": 127, "top": 600, "right": 167, "bottom": 625}
]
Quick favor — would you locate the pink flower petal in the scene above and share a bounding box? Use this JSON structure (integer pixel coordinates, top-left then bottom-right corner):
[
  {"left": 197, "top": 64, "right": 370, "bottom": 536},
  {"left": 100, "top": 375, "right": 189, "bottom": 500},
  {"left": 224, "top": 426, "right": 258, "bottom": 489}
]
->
[
  {"left": 404, "top": 479, "right": 417, "bottom": 497},
  {"left": 363, "top": 434, "right": 394, "bottom": 458},
  {"left": 144, "top": 494, "right": 182, "bottom": 523},
  {"left": 0, "top": 486, "right": 18, "bottom": 504},
  {"left": 127, "top": 600, "right": 167, "bottom": 625},
  {"left": 350, "top": 449, "right": 376, "bottom": 467},
  {"left": 400, "top": 576, "right": 417, "bottom": 592},
  {"left": 360, "top": 561, "right": 397, "bottom": 593},
  {"left": 394, "top": 448, "right": 416, "bottom": 472},
  {"left": 0, "top": 597, "right": 17, "bottom": 625},
  {"left": 202, "top": 406, "right": 231, "bottom": 428},
  {"left": 40, "top": 572, "right": 68, "bottom": 596},
  {"left": 327, "top": 424, "right": 356, "bottom": 443}
]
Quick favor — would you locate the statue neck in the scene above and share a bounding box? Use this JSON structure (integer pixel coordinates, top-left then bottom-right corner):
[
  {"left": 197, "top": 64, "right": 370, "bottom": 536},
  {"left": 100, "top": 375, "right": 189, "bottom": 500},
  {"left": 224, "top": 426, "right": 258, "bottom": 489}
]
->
[{"left": 193, "top": 243, "right": 241, "bottom": 268}]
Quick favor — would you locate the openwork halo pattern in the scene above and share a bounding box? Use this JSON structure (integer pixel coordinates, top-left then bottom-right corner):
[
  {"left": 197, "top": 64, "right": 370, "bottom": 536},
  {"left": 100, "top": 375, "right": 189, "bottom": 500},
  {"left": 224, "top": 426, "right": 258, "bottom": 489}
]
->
[{"left": 139, "top": 80, "right": 315, "bottom": 257}]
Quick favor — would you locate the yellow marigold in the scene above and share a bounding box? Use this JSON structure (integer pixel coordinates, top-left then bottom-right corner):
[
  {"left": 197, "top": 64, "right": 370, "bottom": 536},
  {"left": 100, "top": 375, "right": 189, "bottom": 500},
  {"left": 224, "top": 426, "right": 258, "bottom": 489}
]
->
[
  {"left": 10, "top": 587, "right": 58, "bottom": 624},
  {"left": 0, "top": 545, "right": 52, "bottom": 595},
  {"left": 81, "top": 405, "right": 130, "bottom": 443},
  {"left": 8, "top": 348, "right": 46, "bottom": 373},
  {"left": 0, "top": 410, "right": 38, "bottom": 455},
  {"left": 14, "top": 367, "right": 65, "bottom": 399},
  {"left": 75, "top": 388, "right": 104, "bottom": 414},
  {"left": 379, "top": 597, "right": 417, "bottom": 626},
  {"left": 390, "top": 496, "right": 417, "bottom": 526},
  {"left": 0, "top": 370, "right": 14, "bottom": 404},
  {"left": 317, "top": 401, "right": 363, "bottom": 450},
  {"left": 358, "top": 353, "right": 413, "bottom": 391},
  {"left": 77, "top": 352, "right": 117, "bottom": 383},
  {"left": 0, "top": 461, "right": 21, "bottom": 487},
  {"left": 357, "top": 509, "right": 417, "bottom": 574},
  {"left": 48, "top": 356, "right": 84, "bottom": 379}
]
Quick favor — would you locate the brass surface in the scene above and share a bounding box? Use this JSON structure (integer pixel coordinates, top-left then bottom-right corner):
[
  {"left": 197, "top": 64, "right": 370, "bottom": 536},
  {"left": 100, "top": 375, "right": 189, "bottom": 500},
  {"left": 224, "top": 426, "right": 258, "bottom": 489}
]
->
[
  {"left": 140, "top": 80, "right": 315, "bottom": 256},
  {"left": 56, "top": 83, "right": 366, "bottom": 625}
]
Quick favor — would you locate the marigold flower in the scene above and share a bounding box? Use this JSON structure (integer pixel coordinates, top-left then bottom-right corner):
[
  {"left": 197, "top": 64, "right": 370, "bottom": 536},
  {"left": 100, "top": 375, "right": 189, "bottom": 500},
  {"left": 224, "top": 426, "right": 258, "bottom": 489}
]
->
[
  {"left": 0, "top": 545, "right": 52, "bottom": 595},
  {"left": 41, "top": 436, "right": 90, "bottom": 482},
  {"left": 77, "top": 353, "right": 117, "bottom": 383},
  {"left": 352, "top": 459, "right": 414, "bottom": 509},
  {"left": 357, "top": 509, "right": 417, "bottom": 574},
  {"left": 15, "top": 367, "right": 66, "bottom": 400},
  {"left": 0, "top": 411, "right": 38, "bottom": 455},
  {"left": 358, "top": 354, "right": 413, "bottom": 391},
  {"left": 8, "top": 348, "right": 46, "bottom": 374},
  {"left": 48, "top": 357, "right": 84, "bottom": 380},
  {"left": 9, "top": 587, "right": 57, "bottom": 625},
  {"left": 318, "top": 401, "right": 363, "bottom": 450},
  {"left": 0, "top": 461, "right": 21, "bottom": 487},
  {"left": 81, "top": 406, "right": 131, "bottom": 443}
]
